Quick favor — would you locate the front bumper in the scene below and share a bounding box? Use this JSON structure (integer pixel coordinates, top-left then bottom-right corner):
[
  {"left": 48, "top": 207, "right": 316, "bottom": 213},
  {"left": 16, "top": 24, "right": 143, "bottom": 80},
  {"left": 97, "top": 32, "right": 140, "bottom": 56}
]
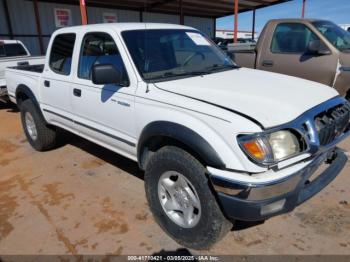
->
[{"left": 209, "top": 148, "right": 347, "bottom": 221}]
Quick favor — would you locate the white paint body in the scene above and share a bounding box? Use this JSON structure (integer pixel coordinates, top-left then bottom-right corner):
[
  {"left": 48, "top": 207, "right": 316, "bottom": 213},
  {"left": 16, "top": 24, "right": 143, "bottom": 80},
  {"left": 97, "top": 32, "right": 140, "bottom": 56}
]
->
[{"left": 5, "top": 23, "right": 339, "bottom": 183}]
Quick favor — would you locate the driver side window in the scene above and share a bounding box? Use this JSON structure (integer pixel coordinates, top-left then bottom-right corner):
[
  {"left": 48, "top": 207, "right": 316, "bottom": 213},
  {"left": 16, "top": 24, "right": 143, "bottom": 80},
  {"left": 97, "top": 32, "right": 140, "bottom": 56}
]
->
[
  {"left": 271, "top": 23, "right": 319, "bottom": 54},
  {"left": 78, "top": 32, "right": 128, "bottom": 84}
]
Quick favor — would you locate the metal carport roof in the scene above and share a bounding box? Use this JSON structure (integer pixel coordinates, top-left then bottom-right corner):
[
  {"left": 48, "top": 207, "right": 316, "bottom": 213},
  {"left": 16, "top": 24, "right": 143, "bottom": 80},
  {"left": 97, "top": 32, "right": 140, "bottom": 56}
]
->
[{"left": 35, "top": 0, "right": 292, "bottom": 18}]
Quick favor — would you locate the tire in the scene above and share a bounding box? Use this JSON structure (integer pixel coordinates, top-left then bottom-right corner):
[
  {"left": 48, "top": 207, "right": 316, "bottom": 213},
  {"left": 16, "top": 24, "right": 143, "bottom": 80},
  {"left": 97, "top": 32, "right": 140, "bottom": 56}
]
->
[
  {"left": 145, "top": 146, "right": 232, "bottom": 250},
  {"left": 20, "top": 100, "right": 57, "bottom": 151},
  {"left": 346, "top": 91, "right": 350, "bottom": 102}
]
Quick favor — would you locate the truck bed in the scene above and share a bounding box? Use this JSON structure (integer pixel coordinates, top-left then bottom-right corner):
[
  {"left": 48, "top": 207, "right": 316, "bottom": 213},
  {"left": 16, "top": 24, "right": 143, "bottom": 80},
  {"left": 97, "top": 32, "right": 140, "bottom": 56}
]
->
[
  {"left": 0, "top": 55, "right": 45, "bottom": 98},
  {"left": 0, "top": 55, "right": 43, "bottom": 63},
  {"left": 5, "top": 65, "right": 43, "bottom": 104}
]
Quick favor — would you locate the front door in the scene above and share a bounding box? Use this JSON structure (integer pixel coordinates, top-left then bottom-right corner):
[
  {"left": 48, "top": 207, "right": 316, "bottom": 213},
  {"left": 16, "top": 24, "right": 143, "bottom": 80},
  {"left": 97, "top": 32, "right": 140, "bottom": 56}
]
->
[{"left": 70, "top": 31, "right": 137, "bottom": 157}]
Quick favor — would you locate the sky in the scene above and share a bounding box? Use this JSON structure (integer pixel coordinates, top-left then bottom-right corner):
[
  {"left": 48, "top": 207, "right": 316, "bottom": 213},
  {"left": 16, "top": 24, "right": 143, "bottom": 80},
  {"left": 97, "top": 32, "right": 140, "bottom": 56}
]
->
[{"left": 216, "top": 0, "right": 350, "bottom": 32}]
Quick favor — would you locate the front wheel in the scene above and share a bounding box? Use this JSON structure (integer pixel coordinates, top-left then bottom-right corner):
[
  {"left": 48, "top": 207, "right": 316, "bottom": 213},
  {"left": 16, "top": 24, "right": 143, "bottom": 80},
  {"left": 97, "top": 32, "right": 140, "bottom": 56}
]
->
[{"left": 145, "top": 146, "right": 232, "bottom": 250}]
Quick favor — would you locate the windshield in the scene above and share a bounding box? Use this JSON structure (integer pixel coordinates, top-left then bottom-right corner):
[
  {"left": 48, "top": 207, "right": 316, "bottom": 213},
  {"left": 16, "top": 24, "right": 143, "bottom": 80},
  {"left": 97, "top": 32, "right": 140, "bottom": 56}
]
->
[
  {"left": 312, "top": 21, "right": 350, "bottom": 52},
  {"left": 122, "top": 29, "right": 236, "bottom": 82}
]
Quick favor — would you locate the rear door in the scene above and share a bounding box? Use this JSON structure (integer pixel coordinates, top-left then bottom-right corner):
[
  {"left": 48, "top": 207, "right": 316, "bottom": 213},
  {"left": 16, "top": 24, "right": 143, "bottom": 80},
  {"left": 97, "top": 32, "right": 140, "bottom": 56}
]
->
[
  {"left": 41, "top": 33, "right": 76, "bottom": 130},
  {"left": 70, "top": 30, "right": 137, "bottom": 157},
  {"left": 256, "top": 22, "right": 338, "bottom": 86}
]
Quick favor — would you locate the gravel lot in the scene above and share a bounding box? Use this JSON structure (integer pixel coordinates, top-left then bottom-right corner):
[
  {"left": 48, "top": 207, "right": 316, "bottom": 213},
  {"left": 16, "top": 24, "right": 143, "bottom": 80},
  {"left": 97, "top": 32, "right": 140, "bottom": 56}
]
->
[{"left": 0, "top": 102, "right": 349, "bottom": 256}]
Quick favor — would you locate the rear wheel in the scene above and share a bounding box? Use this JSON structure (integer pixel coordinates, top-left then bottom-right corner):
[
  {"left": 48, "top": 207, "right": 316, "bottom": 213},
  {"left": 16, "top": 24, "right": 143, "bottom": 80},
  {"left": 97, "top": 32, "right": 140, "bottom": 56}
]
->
[
  {"left": 145, "top": 146, "right": 232, "bottom": 250},
  {"left": 20, "top": 100, "right": 57, "bottom": 151}
]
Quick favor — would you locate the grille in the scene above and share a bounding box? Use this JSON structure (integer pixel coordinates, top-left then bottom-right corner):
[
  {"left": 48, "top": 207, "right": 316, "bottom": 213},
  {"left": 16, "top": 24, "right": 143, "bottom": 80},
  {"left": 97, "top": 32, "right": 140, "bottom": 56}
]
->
[{"left": 315, "top": 103, "right": 350, "bottom": 146}]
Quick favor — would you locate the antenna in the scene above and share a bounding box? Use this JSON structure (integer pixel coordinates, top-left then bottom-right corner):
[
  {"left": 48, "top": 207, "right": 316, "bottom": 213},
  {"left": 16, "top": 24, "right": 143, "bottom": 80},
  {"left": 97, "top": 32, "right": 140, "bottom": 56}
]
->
[{"left": 144, "top": 0, "right": 150, "bottom": 93}]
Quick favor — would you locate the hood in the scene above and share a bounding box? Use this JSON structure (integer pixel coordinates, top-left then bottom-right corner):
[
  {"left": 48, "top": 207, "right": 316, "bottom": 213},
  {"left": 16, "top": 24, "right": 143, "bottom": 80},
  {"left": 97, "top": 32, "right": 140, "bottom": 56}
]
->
[{"left": 154, "top": 68, "right": 338, "bottom": 128}]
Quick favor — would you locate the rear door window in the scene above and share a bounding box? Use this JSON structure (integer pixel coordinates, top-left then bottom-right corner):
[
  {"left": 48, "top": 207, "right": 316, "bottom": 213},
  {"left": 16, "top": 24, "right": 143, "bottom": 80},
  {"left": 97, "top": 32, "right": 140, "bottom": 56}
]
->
[{"left": 49, "top": 33, "right": 76, "bottom": 75}]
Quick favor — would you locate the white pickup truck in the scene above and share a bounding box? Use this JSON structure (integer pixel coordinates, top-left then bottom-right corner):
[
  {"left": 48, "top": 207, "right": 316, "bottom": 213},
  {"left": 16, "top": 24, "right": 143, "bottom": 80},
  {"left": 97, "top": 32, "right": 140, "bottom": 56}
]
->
[
  {"left": 5, "top": 23, "right": 350, "bottom": 249},
  {"left": 0, "top": 40, "right": 44, "bottom": 101}
]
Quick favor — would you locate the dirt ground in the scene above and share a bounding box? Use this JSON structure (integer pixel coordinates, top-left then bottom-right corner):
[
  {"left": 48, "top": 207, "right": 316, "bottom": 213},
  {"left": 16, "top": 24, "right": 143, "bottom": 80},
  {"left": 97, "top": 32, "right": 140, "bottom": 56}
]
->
[{"left": 0, "top": 101, "right": 349, "bottom": 256}]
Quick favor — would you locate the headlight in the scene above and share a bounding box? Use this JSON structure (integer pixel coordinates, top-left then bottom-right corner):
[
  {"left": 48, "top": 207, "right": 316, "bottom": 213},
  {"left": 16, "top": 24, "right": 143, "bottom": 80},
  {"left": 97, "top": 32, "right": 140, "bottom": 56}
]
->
[{"left": 238, "top": 130, "right": 301, "bottom": 165}]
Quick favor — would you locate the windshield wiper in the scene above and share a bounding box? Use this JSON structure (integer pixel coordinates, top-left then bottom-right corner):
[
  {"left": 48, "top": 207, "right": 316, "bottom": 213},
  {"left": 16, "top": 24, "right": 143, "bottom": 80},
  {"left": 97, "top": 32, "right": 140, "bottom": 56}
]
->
[
  {"left": 207, "top": 64, "right": 239, "bottom": 72},
  {"left": 148, "top": 70, "right": 212, "bottom": 81},
  {"left": 173, "top": 70, "right": 212, "bottom": 76},
  {"left": 147, "top": 65, "right": 239, "bottom": 82}
]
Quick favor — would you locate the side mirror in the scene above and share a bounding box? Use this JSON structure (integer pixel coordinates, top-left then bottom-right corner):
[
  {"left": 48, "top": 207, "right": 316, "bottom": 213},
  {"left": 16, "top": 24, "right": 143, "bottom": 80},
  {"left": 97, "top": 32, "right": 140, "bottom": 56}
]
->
[
  {"left": 226, "top": 51, "right": 235, "bottom": 61},
  {"left": 307, "top": 40, "right": 321, "bottom": 54},
  {"left": 91, "top": 64, "right": 123, "bottom": 85},
  {"left": 307, "top": 40, "right": 331, "bottom": 55}
]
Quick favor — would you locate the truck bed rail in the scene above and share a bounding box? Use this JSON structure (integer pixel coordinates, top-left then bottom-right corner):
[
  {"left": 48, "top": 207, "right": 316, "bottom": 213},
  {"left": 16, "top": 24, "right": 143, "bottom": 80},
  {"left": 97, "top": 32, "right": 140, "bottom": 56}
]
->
[{"left": 10, "top": 64, "right": 45, "bottom": 73}]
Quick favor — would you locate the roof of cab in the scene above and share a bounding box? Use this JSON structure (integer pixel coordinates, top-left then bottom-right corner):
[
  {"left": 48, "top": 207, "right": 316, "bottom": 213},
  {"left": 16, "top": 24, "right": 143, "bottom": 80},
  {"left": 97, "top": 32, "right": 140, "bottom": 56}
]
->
[
  {"left": 54, "top": 23, "right": 196, "bottom": 35},
  {"left": 268, "top": 18, "right": 331, "bottom": 23}
]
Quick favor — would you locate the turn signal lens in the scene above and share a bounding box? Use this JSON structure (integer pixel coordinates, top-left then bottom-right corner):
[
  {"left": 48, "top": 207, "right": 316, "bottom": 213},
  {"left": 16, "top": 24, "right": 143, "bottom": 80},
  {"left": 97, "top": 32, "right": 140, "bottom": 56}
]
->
[
  {"left": 240, "top": 137, "right": 272, "bottom": 163},
  {"left": 242, "top": 140, "right": 266, "bottom": 161}
]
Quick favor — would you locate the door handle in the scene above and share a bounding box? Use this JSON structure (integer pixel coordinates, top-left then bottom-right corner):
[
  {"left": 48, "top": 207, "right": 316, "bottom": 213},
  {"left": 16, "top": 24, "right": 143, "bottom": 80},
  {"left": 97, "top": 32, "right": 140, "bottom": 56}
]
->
[
  {"left": 262, "top": 60, "right": 274, "bottom": 67},
  {"left": 44, "top": 80, "right": 50, "bottom": 87},
  {"left": 73, "top": 88, "right": 82, "bottom": 97}
]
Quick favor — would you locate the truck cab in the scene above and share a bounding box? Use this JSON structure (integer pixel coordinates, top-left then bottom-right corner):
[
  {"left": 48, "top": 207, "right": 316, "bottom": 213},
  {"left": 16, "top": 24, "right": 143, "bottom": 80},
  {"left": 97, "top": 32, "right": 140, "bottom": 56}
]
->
[{"left": 232, "top": 19, "right": 350, "bottom": 97}]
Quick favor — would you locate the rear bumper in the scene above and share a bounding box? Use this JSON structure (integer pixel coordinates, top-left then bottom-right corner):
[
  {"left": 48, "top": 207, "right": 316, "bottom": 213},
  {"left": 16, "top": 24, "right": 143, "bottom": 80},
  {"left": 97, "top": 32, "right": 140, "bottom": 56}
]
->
[{"left": 209, "top": 148, "right": 347, "bottom": 221}]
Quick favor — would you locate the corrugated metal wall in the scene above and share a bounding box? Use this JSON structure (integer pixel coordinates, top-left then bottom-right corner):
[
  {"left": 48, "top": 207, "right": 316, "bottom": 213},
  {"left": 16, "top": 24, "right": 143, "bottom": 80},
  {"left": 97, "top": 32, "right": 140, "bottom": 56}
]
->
[
  {"left": 38, "top": 2, "right": 81, "bottom": 35},
  {"left": 0, "top": 0, "right": 214, "bottom": 55},
  {"left": 87, "top": 6, "right": 140, "bottom": 24},
  {"left": 185, "top": 16, "right": 214, "bottom": 37},
  {"left": 143, "top": 12, "right": 179, "bottom": 24},
  {"left": 4, "top": 0, "right": 41, "bottom": 54},
  {"left": 0, "top": 1, "right": 9, "bottom": 35}
]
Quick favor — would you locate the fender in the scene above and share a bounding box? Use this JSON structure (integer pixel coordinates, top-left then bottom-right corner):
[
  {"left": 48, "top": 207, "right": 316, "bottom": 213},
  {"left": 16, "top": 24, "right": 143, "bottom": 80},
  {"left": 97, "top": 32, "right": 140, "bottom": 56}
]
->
[
  {"left": 16, "top": 84, "right": 39, "bottom": 107},
  {"left": 138, "top": 121, "right": 226, "bottom": 169},
  {"left": 15, "top": 84, "right": 45, "bottom": 120}
]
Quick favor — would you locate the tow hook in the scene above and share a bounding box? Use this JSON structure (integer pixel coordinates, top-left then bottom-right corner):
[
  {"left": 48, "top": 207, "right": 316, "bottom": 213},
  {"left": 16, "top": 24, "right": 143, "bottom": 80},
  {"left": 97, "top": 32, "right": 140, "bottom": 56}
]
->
[{"left": 326, "top": 150, "right": 338, "bottom": 164}]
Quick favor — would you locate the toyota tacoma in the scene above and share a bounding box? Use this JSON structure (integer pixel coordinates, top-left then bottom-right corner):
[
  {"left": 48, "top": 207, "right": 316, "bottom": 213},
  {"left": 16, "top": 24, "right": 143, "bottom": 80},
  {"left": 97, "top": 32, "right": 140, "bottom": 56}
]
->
[{"left": 5, "top": 23, "right": 350, "bottom": 249}]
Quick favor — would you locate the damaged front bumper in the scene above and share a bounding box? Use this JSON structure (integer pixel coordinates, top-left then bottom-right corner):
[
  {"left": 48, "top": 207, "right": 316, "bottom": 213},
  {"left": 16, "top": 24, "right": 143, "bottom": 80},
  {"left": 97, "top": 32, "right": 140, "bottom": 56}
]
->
[{"left": 209, "top": 148, "right": 347, "bottom": 221}]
